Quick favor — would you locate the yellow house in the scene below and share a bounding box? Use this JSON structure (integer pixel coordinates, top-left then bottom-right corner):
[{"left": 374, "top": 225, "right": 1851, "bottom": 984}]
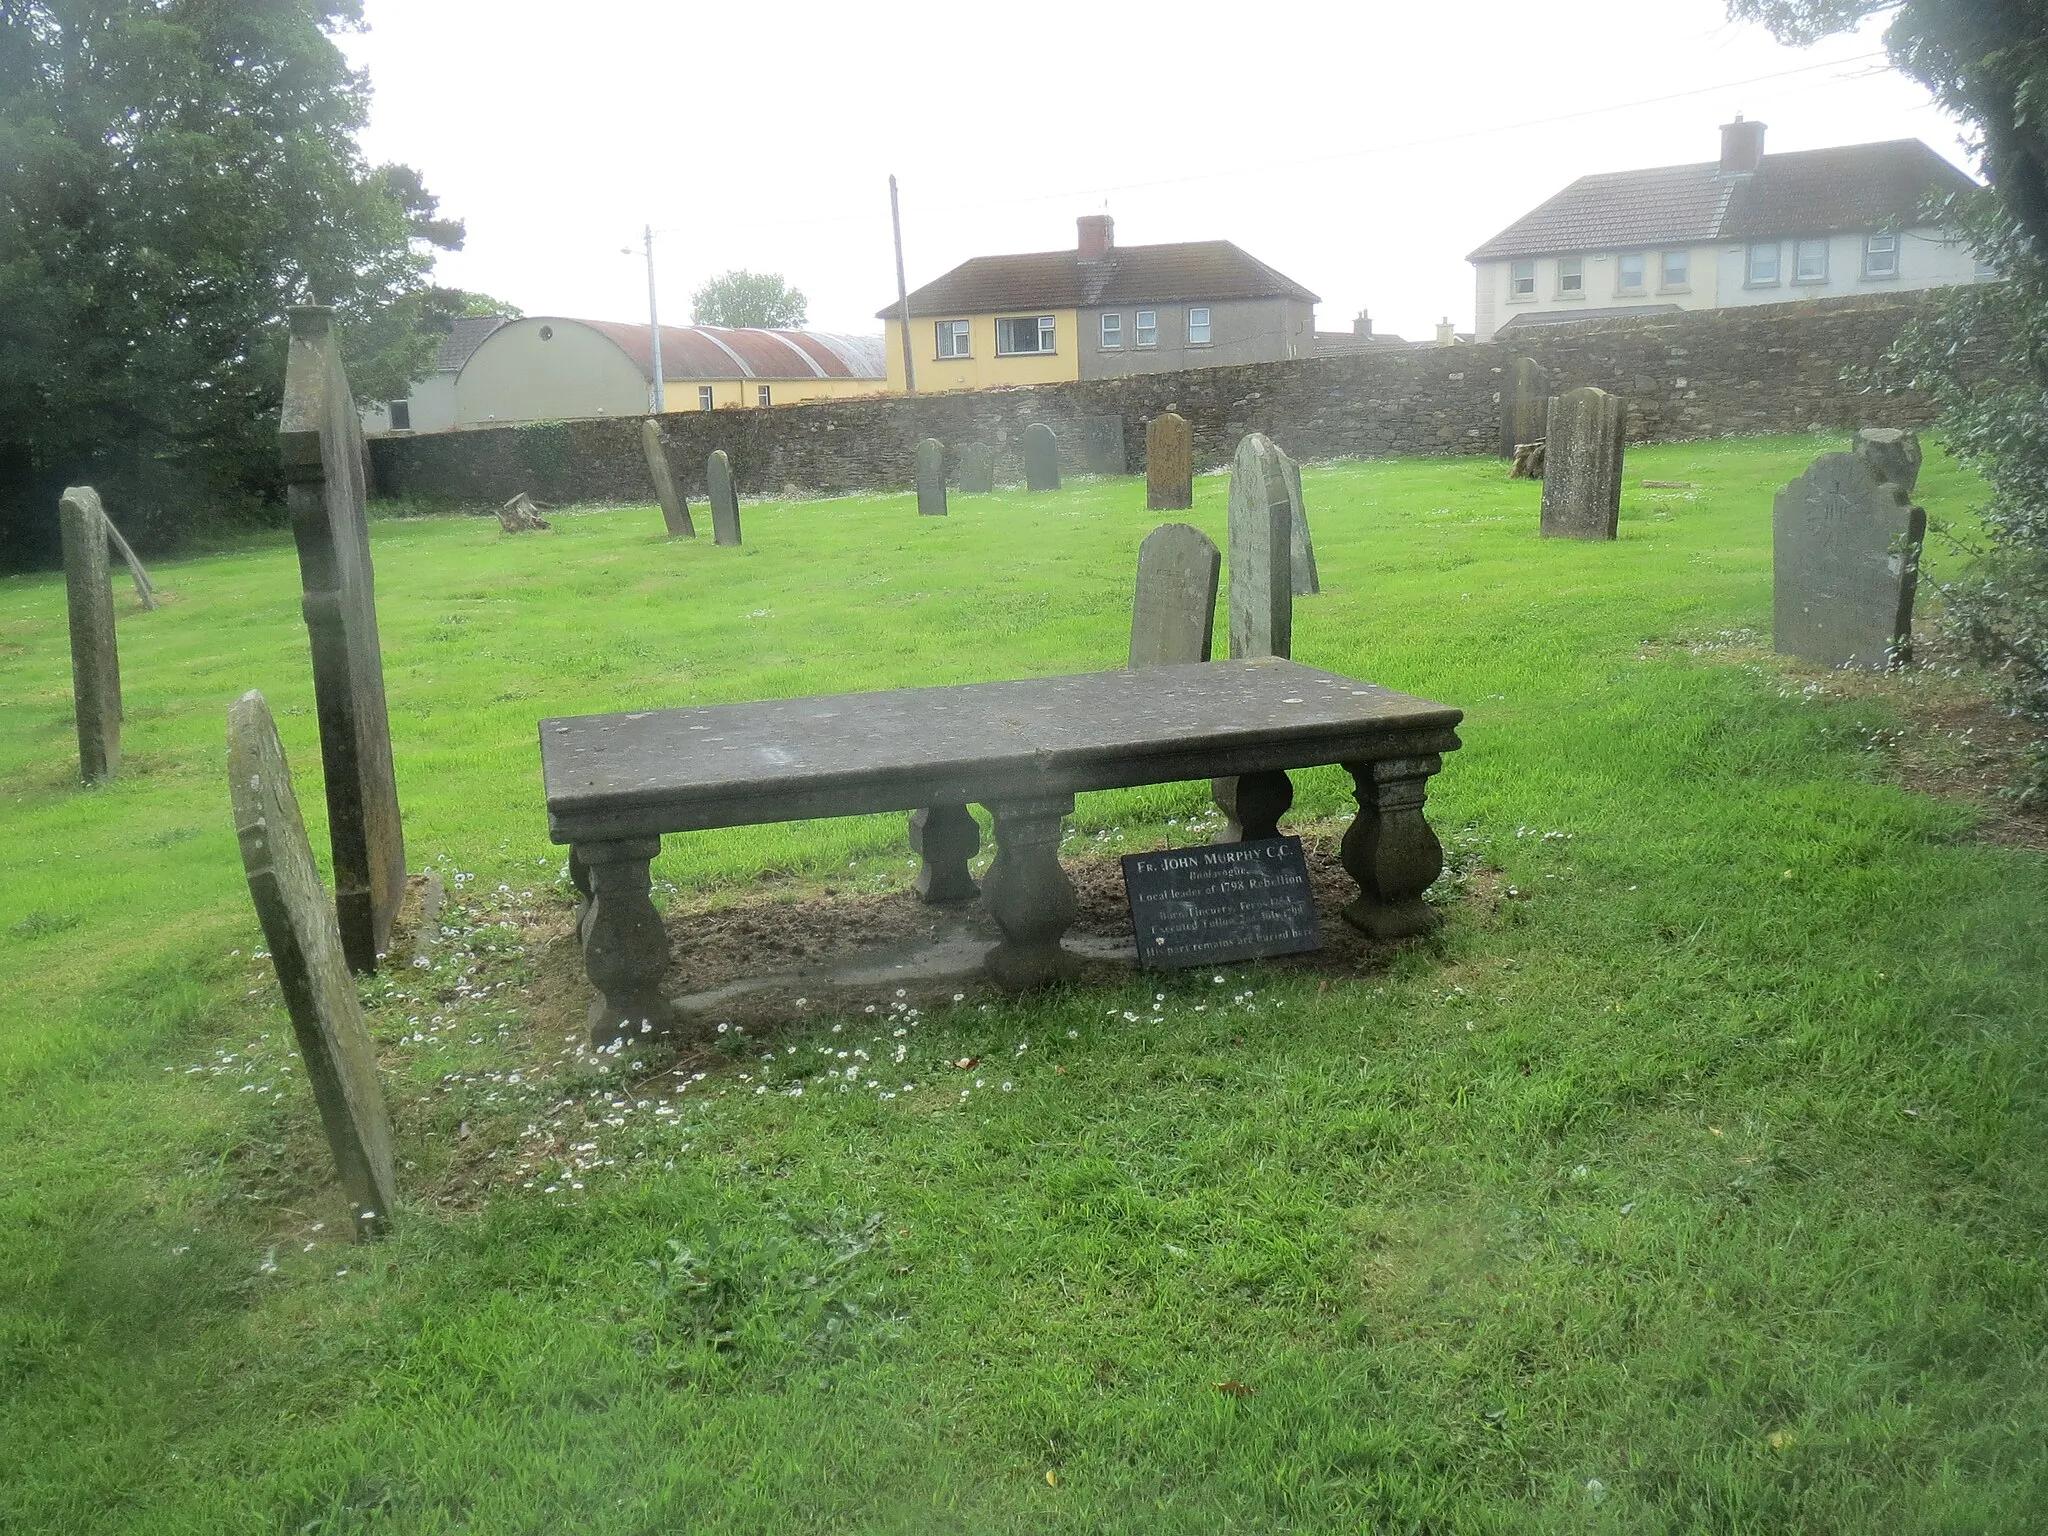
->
[{"left": 879, "top": 216, "right": 1318, "bottom": 394}]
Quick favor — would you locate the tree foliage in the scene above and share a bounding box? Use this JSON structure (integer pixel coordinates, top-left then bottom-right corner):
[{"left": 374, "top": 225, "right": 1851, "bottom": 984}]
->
[
  {"left": 1730, "top": 0, "right": 2048, "bottom": 794},
  {"left": 690, "top": 269, "right": 807, "bottom": 330},
  {"left": 0, "top": 0, "right": 462, "bottom": 565}
]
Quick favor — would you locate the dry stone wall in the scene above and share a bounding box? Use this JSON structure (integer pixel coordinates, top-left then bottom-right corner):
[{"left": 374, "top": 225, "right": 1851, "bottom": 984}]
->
[{"left": 370, "top": 293, "right": 1960, "bottom": 508}]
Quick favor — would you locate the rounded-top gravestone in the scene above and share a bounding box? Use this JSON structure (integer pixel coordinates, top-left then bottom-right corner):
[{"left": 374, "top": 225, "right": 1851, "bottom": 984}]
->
[
  {"left": 957, "top": 442, "right": 996, "bottom": 494},
  {"left": 1129, "top": 523, "right": 1221, "bottom": 668},
  {"left": 916, "top": 438, "right": 947, "bottom": 517},
  {"left": 1146, "top": 412, "right": 1194, "bottom": 512},
  {"left": 706, "top": 449, "right": 742, "bottom": 546},
  {"left": 1539, "top": 386, "right": 1625, "bottom": 540},
  {"left": 1023, "top": 423, "right": 1060, "bottom": 493}
]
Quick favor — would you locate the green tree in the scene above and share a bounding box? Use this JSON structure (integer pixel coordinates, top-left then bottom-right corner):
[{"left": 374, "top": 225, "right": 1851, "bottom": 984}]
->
[
  {"left": 690, "top": 270, "right": 808, "bottom": 329},
  {"left": 1730, "top": 0, "right": 2048, "bottom": 795},
  {"left": 0, "top": 0, "right": 463, "bottom": 565}
]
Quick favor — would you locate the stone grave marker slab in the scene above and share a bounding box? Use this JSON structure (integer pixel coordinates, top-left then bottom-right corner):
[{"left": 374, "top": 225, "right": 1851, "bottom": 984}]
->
[
  {"left": 1023, "top": 423, "right": 1060, "bottom": 492},
  {"left": 1146, "top": 412, "right": 1194, "bottom": 511},
  {"left": 1129, "top": 523, "right": 1220, "bottom": 668},
  {"left": 58, "top": 486, "right": 121, "bottom": 782},
  {"left": 706, "top": 449, "right": 742, "bottom": 545},
  {"left": 1540, "top": 386, "right": 1625, "bottom": 540},
  {"left": 229, "top": 689, "right": 397, "bottom": 1237},
  {"left": 1275, "top": 447, "right": 1320, "bottom": 596},
  {"left": 641, "top": 420, "right": 694, "bottom": 537},
  {"left": 1773, "top": 451, "right": 1925, "bottom": 670},
  {"left": 1499, "top": 356, "right": 1550, "bottom": 459},
  {"left": 1083, "top": 415, "right": 1127, "bottom": 475},
  {"left": 916, "top": 437, "right": 947, "bottom": 517},
  {"left": 957, "top": 442, "right": 996, "bottom": 494},
  {"left": 1855, "top": 427, "right": 1922, "bottom": 496},
  {"left": 1227, "top": 433, "right": 1293, "bottom": 660},
  {"left": 1123, "top": 836, "right": 1320, "bottom": 970},
  {"left": 279, "top": 305, "right": 405, "bottom": 972}
]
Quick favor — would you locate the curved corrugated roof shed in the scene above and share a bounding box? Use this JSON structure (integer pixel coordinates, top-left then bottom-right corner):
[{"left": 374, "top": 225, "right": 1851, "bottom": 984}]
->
[{"left": 549, "top": 319, "right": 886, "bottom": 382}]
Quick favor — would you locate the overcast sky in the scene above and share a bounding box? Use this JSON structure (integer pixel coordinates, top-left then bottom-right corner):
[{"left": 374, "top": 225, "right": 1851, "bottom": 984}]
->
[{"left": 340, "top": 0, "right": 1972, "bottom": 344}]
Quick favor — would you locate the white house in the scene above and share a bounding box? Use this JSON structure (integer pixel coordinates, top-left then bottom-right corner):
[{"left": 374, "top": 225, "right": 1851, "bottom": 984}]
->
[{"left": 1467, "top": 119, "right": 1990, "bottom": 342}]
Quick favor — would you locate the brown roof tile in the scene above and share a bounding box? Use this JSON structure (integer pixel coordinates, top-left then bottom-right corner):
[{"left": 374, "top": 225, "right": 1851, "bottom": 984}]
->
[{"left": 877, "top": 240, "right": 1318, "bottom": 319}]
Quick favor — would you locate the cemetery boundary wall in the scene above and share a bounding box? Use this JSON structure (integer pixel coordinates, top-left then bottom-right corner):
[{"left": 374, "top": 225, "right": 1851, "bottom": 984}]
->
[{"left": 369, "top": 292, "right": 1955, "bottom": 506}]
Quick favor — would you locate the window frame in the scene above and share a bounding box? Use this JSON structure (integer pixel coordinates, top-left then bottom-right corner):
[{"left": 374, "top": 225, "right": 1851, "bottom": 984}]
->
[
  {"left": 1509, "top": 259, "right": 1536, "bottom": 299},
  {"left": 1660, "top": 249, "right": 1690, "bottom": 291},
  {"left": 1557, "top": 257, "right": 1584, "bottom": 296},
  {"left": 757, "top": 384, "right": 772, "bottom": 407},
  {"left": 1862, "top": 232, "right": 1899, "bottom": 280},
  {"left": 1134, "top": 309, "right": 1159, "bottom": 347},
  {"left": 1186, "top": 306, "right": 1212, "bottom": 345},
  {"left": 1793, "top": 237, "right": 1830, "bottom": 284},
  {"left": 1745, "top": 240, "right": 1782, "bottom": 287},
  {"left": 1616, "top": 252, "right": 1647, "bottom": 295},
  {"left": 387, "top": 399, "right": 412, "bottom": 431},
  {"left": 935, "top": 319, "right": 971, "bottom": 359},
  {"left": 1099, "top": 312, "right": 1123, "bottom": 349},
  {"left": 994, "top": 314, "right": 1057, "bottom": 356},
  {"left": 698, "top": 384, "right": 714, "bottom": 411}
]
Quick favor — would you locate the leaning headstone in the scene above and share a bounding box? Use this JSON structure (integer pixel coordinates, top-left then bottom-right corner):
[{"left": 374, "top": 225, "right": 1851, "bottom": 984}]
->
[
  {"left": 1854, "top": 428, "right": 1922, "bottom": 496},
  {"left": 228, "top": 690, "right": 398, "bottom": 1239},
  {"left": 1129, "top": 523, "right": 1221, "bottom": 668},
  {"left": 1274, "top": 448, "right": 1320, "bottom": 596},
  {"left": 641, "top": 420, "right": 694, "bottom": 538},
  {"left": 1226, "top": 433, "right": 1294, "bottom": 660},
  {"left": 1023, "top": 423, "right": 1060, "bottom": 492},
  {"left": 1499, "top": 357, "right": 1550, "bottom": 460},
  {"left": 1146, "top": 412, "right": 1194, "bottom": 511},
  {"left": 706, "top": 449, "right": 742, "bottom": 545},
  {"left": 1539, "top": 387, "right": 1625, "bottom": 540},
  {"left": 1083, "top": 415, "right": 1127, "bottom": 475},
  {"left": 58, "top": 486, "right": 121, "bottom": 783},
  {"left": 279, "top": 306, "right": 406, "bottom": 974},
  {"left": 957, "top": 442, "right": 996, "bottom": 494},
  {"left": 1773, "top": 452, "right": 1926, "bottom": 671},
  {"left": 916, "top": 438, "right": 947, "bottom": 517}
]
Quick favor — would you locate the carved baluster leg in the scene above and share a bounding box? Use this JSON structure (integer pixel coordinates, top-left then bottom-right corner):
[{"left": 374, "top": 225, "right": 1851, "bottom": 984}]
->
[
  {"left": 572, "top": 837, "right": 675, "bottom": 1045},
  {"left": 908, "top": 803, "right": 981, "bottom": 904},
  {"left": 568, "top": 847, "right": 592, "bottom": 931},
  {"left": 1339, "top": 756, "right": 1445, "bottom": 938},
  {"left": 981, "top": 794, "right": 1079, "bottom": 990},
  {"left": 1210, "top": 769, "right": 1294, "bottom": 842}
]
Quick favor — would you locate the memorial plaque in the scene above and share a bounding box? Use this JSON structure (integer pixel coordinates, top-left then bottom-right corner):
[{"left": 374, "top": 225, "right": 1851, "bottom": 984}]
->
[{"left": 1122, "top": 836, "right": 1320, "bottom": 970}]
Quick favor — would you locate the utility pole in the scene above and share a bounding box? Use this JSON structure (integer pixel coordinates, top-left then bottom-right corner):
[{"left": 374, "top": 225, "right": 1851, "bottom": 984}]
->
[
  {"left": 889, "top": 175, "right": 916, "bottom": 394},
  {"left": 643, "top": 223, "right": 665, "bottom": 415}
]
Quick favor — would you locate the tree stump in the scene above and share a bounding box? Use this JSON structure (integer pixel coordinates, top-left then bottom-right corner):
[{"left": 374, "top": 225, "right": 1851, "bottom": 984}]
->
[{"left": 497, "top": 493, "right": 551, "bottom": 532}]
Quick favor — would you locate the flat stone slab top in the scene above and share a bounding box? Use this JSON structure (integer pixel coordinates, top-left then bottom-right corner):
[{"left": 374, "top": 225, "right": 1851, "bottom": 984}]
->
[{"left": 542, "top": 659, "right": 1459, "bottom": 842}]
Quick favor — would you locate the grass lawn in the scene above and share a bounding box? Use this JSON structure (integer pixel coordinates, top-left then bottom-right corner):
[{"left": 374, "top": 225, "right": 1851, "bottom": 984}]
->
[{"left": 2, "top": 435, "right": 2044, "bottom": 1533}]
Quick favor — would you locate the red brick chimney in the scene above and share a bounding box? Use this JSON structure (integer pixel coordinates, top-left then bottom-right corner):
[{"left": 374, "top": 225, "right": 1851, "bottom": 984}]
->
[
  {"left": 1719, "top": 114, "right": 1766, "bottom": 176},
  {"left": 1077, "top": 214, "right": 1115, "bottom": 263}
]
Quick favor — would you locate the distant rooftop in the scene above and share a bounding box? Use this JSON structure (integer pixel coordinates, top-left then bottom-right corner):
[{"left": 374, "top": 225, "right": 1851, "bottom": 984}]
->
[
  {"left": 496, "top": 321, "right": 886, "bottom": 382},
  {"left": 434, "top": 314, "right": 512, "bottom": 373}
]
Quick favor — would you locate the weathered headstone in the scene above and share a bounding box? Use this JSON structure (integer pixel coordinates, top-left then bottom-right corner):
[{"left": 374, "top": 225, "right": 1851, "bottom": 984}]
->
[
  {"left": 1083, "top": 415, "right": 1127, "bottom": 475},
  {"left": 99, "top": 507, "right": 157, "bottom": 610},
  {"left": 1023, "top": 423, "right": 1060, "bottom": 492},
  {"left": 1773, "top": 451, "right": 1926, "bottom": 670},
  {"left": 1854, "top": 427, "right": 1922, "bottom": 496},
  {"left": 228, "top": 689, "right": 398, "bottom": 1238},
  {"left": 641, "top": 420, "right": 694, "bottom": 537},
  {"left": 916, "top": 438, "right": 947, "bottom": 517},
  {"left": 957, "top": 442, "right": 996, "bottom": 494},
  {"left": 1499, "top": 356, "right": 1550, "bottom": 460},
  {"left": 706, "top": 449, "right": 742, "bottom": 545},
  {"left": 1539, "top": 387, "right": 1625, "bottom": 540},
  {"left": 1226, "top": 433, "right": 1293, "bottom": 660},
  {"left": 1146, "top": 412, "right": 1194, "bottom": 512},
  {"left": 279, "top": 305, "right": 405, "bottom": 973},
  {"left": 58, "top": 486, "right": 121, "bottom": 783},
  {"left": 1129, "top": 523, "right": 1221, "bottom": 668},
  {"left": 1274, "top": 447, "right": 1320, "bottom": 596}
]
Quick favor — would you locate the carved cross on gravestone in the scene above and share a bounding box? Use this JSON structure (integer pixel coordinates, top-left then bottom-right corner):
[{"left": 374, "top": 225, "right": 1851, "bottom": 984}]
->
[
  {"left": 1146, "top": 412, "right": 1194, "bottom": 512},
  {"left": 1540, "top": 387, "right": 1625, "bottom": 540},
  {"left": 706, "top": 450, "right": 742, "bottom": 545},
  {"left": 58, "top": 486, "right": 121, "bottom": 783},
  {"left": 1129, "top": 523, "right": 1221, "bottom": 668},
  {"left": 957, "top": 442, "right": 996, "bottom": 494},
  {"left": 1773, "top": 451, "right": 1926, "bottom": 670},
  {"left": 229, "top": 689, "right": 398, "bottom": 1238},
  {"left": 916, "top": 438, "right": 948, "bottom": 517},
  {"left": 641, "top": 420, "right": 695, "bottom": 537},
  {"left": 1023, "top": 423, "right": 1060, "bottom": 492},
  {"left": 279, "top": 305, "right": 405, "bottom": 973}
]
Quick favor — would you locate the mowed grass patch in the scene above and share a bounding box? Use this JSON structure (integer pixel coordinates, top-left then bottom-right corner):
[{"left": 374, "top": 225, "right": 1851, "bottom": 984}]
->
[{"left": 1, "top": 435, "right": 2044, "bottom": 1532}]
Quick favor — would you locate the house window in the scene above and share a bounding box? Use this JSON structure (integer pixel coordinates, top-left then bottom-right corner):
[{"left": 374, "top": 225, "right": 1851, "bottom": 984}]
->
[
  {"left": 995, "top": 315, "right": 1056, "bottom": 355},
  {"left": 1099, "top": 313, "right": 1122, "bottom": 348},
  {"left": 699, "top": 385, "right": 714, "bottom": 410},
  {"left": 1510, "top": 260, "right": 1535, "bottom": 298},
  {"left": 1557, "top": 257, "right": 1583, "bottom": 295},
  {"left": 1661, "top": 250, "right": 1690, "bottom": 289},
  {"left": 1794, "top": 238, "right": 1829, "bottom": 282},
  {"left": 1187, "top": 307, "right": 1212, "bottom": 345},
  {"left": 1746, "top": 241, "right": 1781, "bottom": 286},
  {"left": 757, "top": 385, "right": 772, "bottom": 407},
  {"left": 935, "top": 319, "right": 970, "bottom": 358},
  {"left": 1863, "top": 232, "right": 1899, "bottom": 279},
  {"left": 1135, "top": 310, "right": 1158, "bottom": 347},
  {"left": 387, "top": 399, "right": 411, "bottom": 431},
  {"left": 1616, "top": 253, "right": 1646, "bottom": 294}
]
